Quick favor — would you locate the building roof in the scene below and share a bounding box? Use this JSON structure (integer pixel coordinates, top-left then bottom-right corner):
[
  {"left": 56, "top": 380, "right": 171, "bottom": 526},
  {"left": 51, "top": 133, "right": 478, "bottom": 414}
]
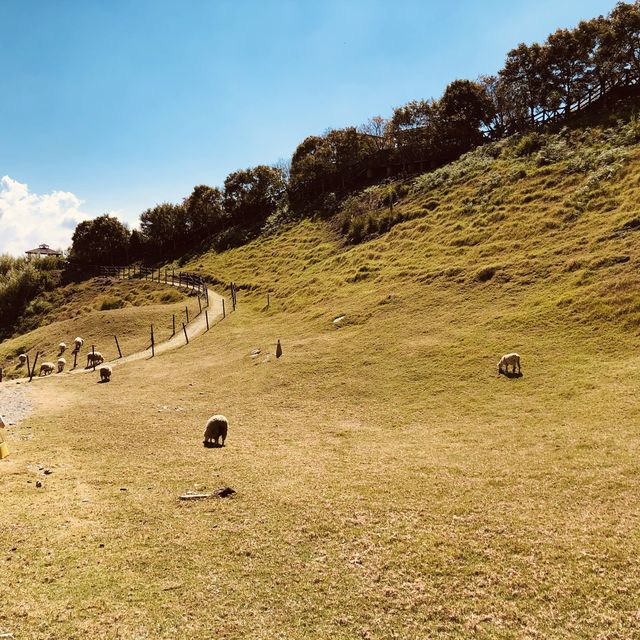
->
[{"left": 25, "top": 243, "right": 63, "bottom": 256}]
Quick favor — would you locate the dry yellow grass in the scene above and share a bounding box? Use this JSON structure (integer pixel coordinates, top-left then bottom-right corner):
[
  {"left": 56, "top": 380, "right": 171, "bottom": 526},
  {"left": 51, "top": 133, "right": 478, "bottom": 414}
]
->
[
  {"left": 1, "top": 118, "right": 640, "bottom": 638},
  {"left": 0, "top": 279, "right": 198, "bottom": 379}
]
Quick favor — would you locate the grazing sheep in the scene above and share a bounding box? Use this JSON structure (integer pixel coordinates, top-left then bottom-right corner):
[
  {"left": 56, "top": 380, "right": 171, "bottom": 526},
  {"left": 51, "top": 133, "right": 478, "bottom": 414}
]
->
[
  {"left": 39, "top": 362, "right": 55, "bottom": 376},
  {"left": 57, "top": 358, "right": 66, "bottom": 373},
  {"left": 86, "top": 351, "right": 104, "bottom": 368},
  {"left": 497, "top": 352, "right": 522, "bottom": 376},
  {"left": 99, "top": 365, "right": 112, "bottom": 382},
  {"left": 18, "top": 354, "right": 27, "bottom": 365},
  {"left": 73, "top": 337, "right": 84, "bottom": 353},
  {"left": 58, "top": 342, "right": 67, "bottom": 354},
  {"left": 203, "top": 415, "right": 229, "bottom": 447}
]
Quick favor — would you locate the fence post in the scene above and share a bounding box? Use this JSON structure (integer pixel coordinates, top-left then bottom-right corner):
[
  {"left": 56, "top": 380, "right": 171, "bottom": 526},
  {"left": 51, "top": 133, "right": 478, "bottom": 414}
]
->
[
  {"left": 222, "top": 299, "right": 226, "bottom": 318},
  {"left": 26, "top": 354, "right": 30, "bottom": 379},
  {"left": 172, "top": 314, "right": 176, "bottom": 336},
  {"left": 150, "top": 325, "right": 155, "bottom": 357},
  {"left": 73, "top": 349, "right": 77, "bottom": 369},
  {"left": 29, "top": 352, "right": 39, "bottom": 382},
  {"left": 185, "top": 305, "right": 189, "bottom": 324},
  {"left": 205, "top": 310, "right": 209, "bottom": 331},
  {"left": 0, "top": 367, "right": 3, "bottom": 383},
  {"left": 114, "top": 335, "right": 122, "bottom": 358},
  {"left": 182, "top": 323, "right": 189, "bottom": 345},
  {"left": 197, "top": 296, "right": 202, "bottom": 315}
]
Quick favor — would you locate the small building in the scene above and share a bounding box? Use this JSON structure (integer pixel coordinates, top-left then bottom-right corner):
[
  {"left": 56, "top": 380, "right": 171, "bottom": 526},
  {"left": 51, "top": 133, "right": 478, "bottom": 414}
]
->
[{"left": 25, "top": 244, "right": 63, "bottom": 259}]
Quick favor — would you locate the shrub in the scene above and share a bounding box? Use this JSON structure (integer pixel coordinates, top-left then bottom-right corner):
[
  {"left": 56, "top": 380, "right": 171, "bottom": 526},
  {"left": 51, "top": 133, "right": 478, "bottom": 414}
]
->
[
  {"left": 512, "top": 132, "right": 544, "bottom": 157},
  {"left": 99, "top": 296, "right": 126, "bottom": 311}
]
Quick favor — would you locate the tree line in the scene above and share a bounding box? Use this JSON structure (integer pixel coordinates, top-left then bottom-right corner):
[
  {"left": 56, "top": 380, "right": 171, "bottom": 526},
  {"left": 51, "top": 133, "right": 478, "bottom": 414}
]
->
[{"left": 69, "top": 2, "right": 640, "bottom": 266}]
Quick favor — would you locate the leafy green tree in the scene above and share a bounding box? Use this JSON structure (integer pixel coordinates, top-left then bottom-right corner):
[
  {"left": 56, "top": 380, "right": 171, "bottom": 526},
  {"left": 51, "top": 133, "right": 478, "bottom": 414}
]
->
[
  {"left": 439, "top": 79, "right": 494, "bottom": 153},
  {"left": 183, "top": 185, "right": 226, "bottom": 240},
  {"left": 499, "top": 43, "right": 547, "bottom": 125},
  {"left": 289, "top": 127, "right": 383, "bottom": 214},
  {"left": 544, "top": 26, "right": 594, "bottom": 110},
  {"left": 388, "top": 99, "right": 441, "bottom": 159},
  {"left": 602, "top": 1, "right": 640, "bottom": 77},
  {"left": 69, "top": 214, "right": 131, "bottom": 266},
  {"left": 223, "top": 165, "right": 285, "bottom": 227},
  {"left": 139, "top": 203, "right": 186, "bottom": 259}
]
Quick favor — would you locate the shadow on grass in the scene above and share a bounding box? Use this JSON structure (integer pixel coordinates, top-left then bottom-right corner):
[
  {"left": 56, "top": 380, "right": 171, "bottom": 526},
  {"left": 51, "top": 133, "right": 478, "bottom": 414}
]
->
[
  {"left": 203, "top": 441, "right": 225, "bottom": 448},
  {"left": 500, "top": 370, "right": 523, "bottom": 379}
]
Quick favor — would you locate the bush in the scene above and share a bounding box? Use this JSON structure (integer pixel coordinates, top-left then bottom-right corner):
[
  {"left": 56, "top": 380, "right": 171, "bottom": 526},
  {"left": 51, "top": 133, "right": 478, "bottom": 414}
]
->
[
  {"left": 512, "top": 132, "right": 544, "bottom": 157},
  {"left": 99, "top": 296, "right": 126, "bottom": 310}
]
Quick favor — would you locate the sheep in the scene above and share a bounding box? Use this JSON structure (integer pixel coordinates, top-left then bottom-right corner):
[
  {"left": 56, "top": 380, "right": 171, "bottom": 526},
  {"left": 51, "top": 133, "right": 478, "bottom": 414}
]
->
[
  {"left": 57, "top": 358, "right": 66, "bottom": 373},
  {"left": 58, "top": 342, "right": 67, "bottom": 355},
  {"left": 39, "top": 362, "right": 55, "bottom": 376},
  {"left": 73, "top": 337, "right": 84, "bottom": 353},
  {"left": 86, "top": 351, "right": 104, "bottom": 368},
  {"left": 18, "top": 354, "right": 27, "bottom": 365},
  {"left": 203, "top": 415, "right": 229, "bottom": 447},
  {"left": 99, "top": 365, "right": 112, "bottom": 382},
  {"left": 497, "top": 352, "right": 522, "bottom": 376}
]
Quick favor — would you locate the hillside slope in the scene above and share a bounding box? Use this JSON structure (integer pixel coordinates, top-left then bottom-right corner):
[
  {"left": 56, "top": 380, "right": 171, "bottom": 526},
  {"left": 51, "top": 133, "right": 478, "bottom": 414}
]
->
[
  {"left": 1, "top": 117, "right": 640, "bottom": 638},
  {"left": 187, "top": 116, "right": 640, "bottom": 338}
]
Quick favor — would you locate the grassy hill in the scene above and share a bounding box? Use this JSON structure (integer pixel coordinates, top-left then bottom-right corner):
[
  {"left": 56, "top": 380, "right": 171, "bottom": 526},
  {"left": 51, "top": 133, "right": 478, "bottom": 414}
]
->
[
  {"left": 1, "top": 114, "right": 640, "bottom": 638},
  {"left": 0, "top": 278, "right": 194, "bottom": 379}
]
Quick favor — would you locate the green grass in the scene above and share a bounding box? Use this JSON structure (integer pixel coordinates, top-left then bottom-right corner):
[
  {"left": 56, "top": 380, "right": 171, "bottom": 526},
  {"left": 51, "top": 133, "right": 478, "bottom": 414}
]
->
[{"left": 1, "top": 116, "right": 640, "bottom": 638}]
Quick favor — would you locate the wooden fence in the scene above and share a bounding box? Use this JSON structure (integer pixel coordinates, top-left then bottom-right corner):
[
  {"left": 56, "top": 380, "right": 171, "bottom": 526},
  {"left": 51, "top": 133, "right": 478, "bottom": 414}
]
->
[
  {"left": 99, "top": 265, "right": 209, "bottom": 305},
  {"left": 531, "top": 69, "right": 640, "bottom": 128}
]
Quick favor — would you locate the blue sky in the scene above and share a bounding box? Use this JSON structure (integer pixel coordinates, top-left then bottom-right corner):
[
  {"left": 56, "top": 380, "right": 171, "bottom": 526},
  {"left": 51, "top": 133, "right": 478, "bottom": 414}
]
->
[{"left": 0, "top": 0, "right": 616, "bottom": 254}]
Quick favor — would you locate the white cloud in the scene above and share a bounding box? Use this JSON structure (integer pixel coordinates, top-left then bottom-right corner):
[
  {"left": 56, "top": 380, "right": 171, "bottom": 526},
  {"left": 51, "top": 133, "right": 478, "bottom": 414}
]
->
[{"left": 0, "top": 176, "right": 93, "bottom": 257}]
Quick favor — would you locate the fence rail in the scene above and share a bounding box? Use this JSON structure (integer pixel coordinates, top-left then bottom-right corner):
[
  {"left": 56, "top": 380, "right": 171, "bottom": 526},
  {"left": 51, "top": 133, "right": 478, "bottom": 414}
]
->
[
  {"left": 531, "top": 69, "right": 640, "bottom": 127},
  {"left": 99, "top": 265, "right": 209, "bottom": 304}
]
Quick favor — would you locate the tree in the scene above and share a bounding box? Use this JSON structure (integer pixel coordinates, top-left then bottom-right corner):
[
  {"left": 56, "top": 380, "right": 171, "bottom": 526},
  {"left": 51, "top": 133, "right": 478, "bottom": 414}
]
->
[
  {"left": 478, "top": 75, "right": 510, "bottom": 138},
  {"left": 69, "top": 214, "right": 130, "bottom": 266},
  {"left": 439, "top": 79, "right": 494, "bottom": 153},
  {"left": 358, "top": 116, "right": 390, "bottom": 150},
  {"left": 544, "top": 26, "right": 594, "bottom": 111},
  {"left": 139, "top": 203, "right": 186, "bottom": 259},
  {"left": 288, "top": 128, "right": 378, "bottom": 214},
  {"left": 183, "top": 185, "right": 226, "bottom": 240},
  {"left": 602, "top": 1, "right": 640, "bottom": 77},
  {"left": 499, "top": 42, "right": 547, "bottom": 125},
  {"left": 388, "top": 99, "right": 441, "bottom": 158},
  {"left": 223, "top": 165, "right": 285, "bottom": 228}
]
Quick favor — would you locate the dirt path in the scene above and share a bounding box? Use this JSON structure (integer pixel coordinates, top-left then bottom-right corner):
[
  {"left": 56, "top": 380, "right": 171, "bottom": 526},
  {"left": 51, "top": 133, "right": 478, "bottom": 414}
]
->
[
  {"left": 0, "top": 286, "right": 225, "bottom": 416},
  {"left": 80, "top": 285, "right": 224, "bottom": 370}
]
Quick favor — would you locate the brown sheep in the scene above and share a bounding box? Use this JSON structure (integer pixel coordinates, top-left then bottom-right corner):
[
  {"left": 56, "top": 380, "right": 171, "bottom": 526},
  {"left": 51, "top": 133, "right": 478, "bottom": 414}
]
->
[{"left": 203, "top": 415, "right": 228, "bottom": 447}]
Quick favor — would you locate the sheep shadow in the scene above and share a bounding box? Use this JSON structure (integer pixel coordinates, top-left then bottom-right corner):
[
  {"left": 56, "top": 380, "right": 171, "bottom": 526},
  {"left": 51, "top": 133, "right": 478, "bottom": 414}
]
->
[
  {"left": 96, "top": 379, "right": 110, "bottom": 384},
  {"left": 500, "top": 370, "right": 523, "bottom": 379},
  {"left": 203, "top": 441, "right": 225, "bottom": 448}
]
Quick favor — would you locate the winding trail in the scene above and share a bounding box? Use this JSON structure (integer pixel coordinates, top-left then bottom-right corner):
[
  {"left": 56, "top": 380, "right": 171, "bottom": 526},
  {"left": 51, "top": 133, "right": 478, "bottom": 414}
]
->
[
  {"left": 81, "top": 285, "right": 224, "bottom": 371},
  {"left": 2, "top": 284, "right": 225, "bottom": 387}
]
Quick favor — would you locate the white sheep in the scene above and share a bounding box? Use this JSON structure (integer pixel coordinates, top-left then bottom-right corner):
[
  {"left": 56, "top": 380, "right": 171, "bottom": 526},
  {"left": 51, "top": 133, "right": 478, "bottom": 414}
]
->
[
  {"left": 497, "top": 352, "right": 522, "bottom": 376},
  {"left": 58, "top": 342, "right": 67, "bottom": 354},
  {"left": 73, "top": 337, "right": 84, "bottom": 353},
  {"left": 99, "top": 365, "right": 112, "bottom": 382},
  {"left": 57, "top": 358, "right": 66, "bottom": 373},
  {"left": 39, "top": 362, "right": 55, "bottom": 376},
  {"left": 203, "top": 415, "right": 229, "bottom": 447},
  {"left": 18, "top": 354, "right": 27, "bottom": 365},
  {"left": 86, "top": 351, "right": 104, "bottom": 368}
]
